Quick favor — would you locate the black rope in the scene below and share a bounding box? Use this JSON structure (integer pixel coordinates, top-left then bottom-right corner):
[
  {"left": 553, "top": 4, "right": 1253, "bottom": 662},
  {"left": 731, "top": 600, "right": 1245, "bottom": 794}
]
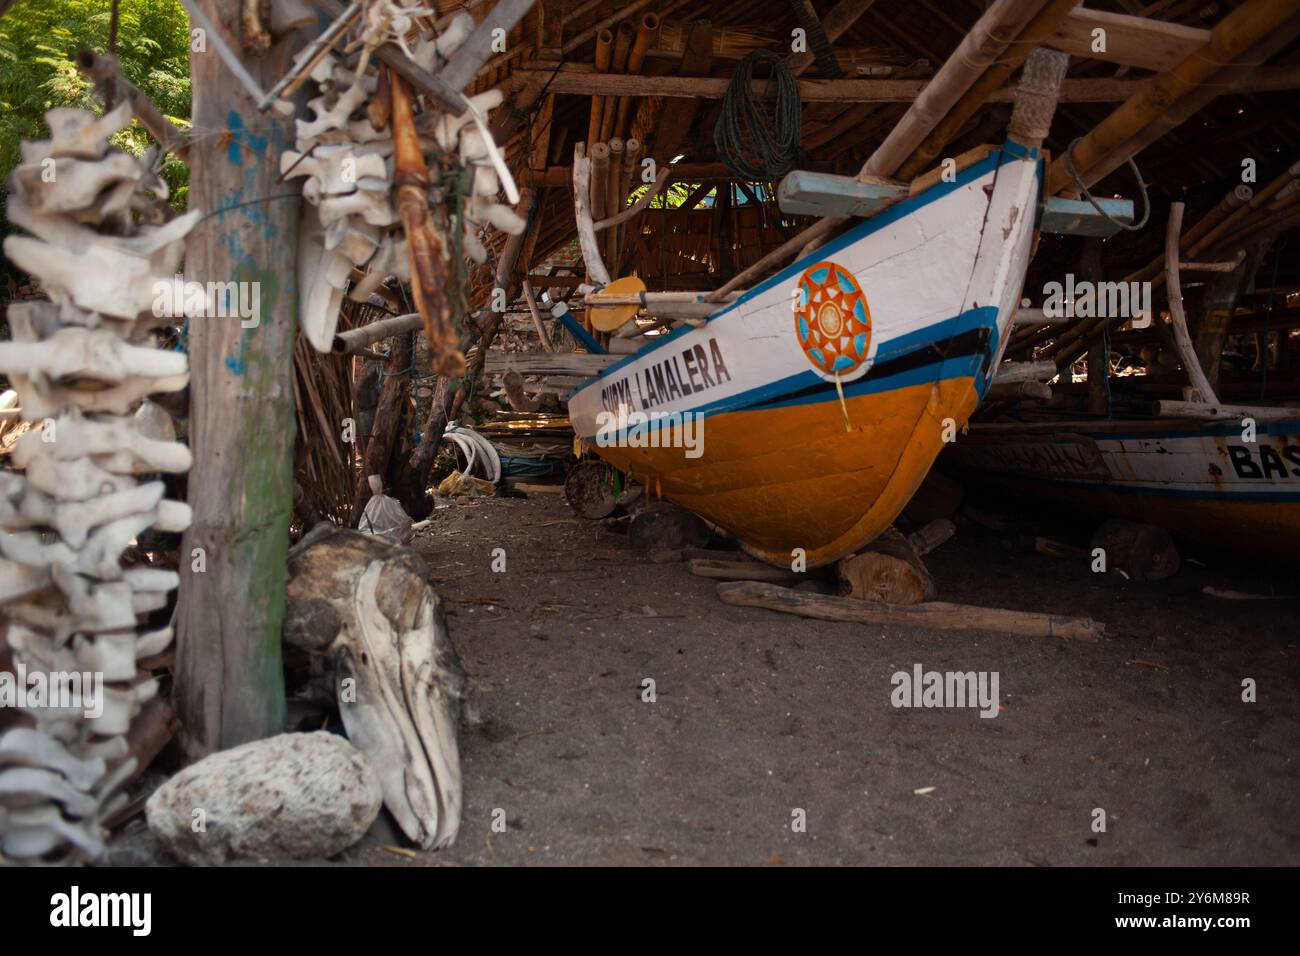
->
[{"left": 714, "top": 50, "right": 802, "bottom": 182}]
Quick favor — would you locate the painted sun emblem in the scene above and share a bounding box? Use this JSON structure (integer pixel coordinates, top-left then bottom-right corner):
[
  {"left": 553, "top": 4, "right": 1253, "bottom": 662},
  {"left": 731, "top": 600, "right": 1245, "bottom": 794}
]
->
[{"left": 793, "top": 261, "right": 873, "bottom": 380}]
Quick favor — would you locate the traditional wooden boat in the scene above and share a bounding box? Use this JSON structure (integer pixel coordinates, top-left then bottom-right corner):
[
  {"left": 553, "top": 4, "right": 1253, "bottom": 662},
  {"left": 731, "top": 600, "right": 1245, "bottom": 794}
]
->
[
  {"left": 565, "top": 138, "right": 1043, "bottom": 567},
  {"left": 944, "top": 415, "right": 1300, "bottom": 563}
]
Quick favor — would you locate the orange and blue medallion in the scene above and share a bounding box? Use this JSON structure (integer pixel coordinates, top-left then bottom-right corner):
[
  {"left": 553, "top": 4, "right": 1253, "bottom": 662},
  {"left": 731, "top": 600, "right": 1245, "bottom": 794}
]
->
[{"left": 793, "top": 261, "right": 874, "bottom": 382}]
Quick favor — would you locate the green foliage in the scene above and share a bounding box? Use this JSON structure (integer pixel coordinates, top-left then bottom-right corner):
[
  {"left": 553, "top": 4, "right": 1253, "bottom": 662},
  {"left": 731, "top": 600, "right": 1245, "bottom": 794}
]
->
[
  {"left": 0, "top": 0, "right": 193, "bottom": 240},
  {"left": 630, "top": 180, "right": 708, "bottom": 210}
]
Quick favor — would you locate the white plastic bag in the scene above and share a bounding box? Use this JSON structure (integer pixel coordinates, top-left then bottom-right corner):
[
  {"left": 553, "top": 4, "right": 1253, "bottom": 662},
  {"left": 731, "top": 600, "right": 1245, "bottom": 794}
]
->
[{"left": 359, "top": 474, "right": 413, "bottom": 543}]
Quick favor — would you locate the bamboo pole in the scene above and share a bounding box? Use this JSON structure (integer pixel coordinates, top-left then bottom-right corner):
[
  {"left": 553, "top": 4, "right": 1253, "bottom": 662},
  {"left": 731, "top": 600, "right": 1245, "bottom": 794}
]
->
[
  {"left": 599, "top": 19, "right": 636, "bottom": 143},
  {"left": 332, "top": 313, "right": 421, "bottom": 353},
  {"left": 895, "top": 0, "right": 1080, "bottom": 180},
  {"left": 1188, "top": 158, "right": 1300, "bottom": 257},
  {"left": 862, "top": 0, "right": 1050, "bottom": 180},
  {"left": 522, "top": 278, "right": 555, "bottom": 352},
  {"left": 589, "top": 140, "right": 611, "bottom": 222},
  {"left": 605, "top": 137, "right": 626, "bottom": 266},
  {"left": 614, "top": 13, "right": 659, "bottom": 138},
  {"left": 562, "top": 0, "right": 655, "bottom": 56},
  {"left": 586, "top": 28, "right": 614, "bottom": 148},
  {"left": 1045, "top": 0, "right": 1300, "bottom": 195}
]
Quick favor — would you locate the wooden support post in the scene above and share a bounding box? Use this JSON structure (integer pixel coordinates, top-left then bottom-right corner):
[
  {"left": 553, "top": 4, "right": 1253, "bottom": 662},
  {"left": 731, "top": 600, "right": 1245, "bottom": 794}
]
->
[
  {"left": 175, "top": 0, "right": 302, "bottom": 758},
  {"left": 1079, "top": 238, "right": 1108, "bottom": 415}
]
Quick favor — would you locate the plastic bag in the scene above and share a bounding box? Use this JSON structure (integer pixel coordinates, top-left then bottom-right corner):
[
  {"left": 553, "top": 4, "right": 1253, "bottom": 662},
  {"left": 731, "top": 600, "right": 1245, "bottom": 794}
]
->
[{"left": 359, "top": 475, "right": 413, "bottom": 543}]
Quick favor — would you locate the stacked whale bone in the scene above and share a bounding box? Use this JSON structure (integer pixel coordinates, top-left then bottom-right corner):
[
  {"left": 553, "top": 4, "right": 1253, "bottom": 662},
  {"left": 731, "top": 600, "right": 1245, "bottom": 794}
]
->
[
  {"left": 0, "top": 105, "right": 197, "bottom": 863},
  {"left": 284, "top": 10, "right": 525, "bottom": 353}
]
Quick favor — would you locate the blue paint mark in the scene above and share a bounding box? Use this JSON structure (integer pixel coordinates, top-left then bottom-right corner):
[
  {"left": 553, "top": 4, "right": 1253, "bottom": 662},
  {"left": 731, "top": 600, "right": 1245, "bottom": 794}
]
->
[
  {"left": 226, "top": 111, "right": 271, "bottom": 167},
  {"left": 225, "top": 354, "right": 247, "bottom": 376}
]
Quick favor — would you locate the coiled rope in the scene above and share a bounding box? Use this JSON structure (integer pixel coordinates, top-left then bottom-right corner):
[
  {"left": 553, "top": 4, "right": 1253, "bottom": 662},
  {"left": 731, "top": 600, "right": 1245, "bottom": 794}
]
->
[{"left": 714, "top": 50, "right": 802, "bottom": 182}]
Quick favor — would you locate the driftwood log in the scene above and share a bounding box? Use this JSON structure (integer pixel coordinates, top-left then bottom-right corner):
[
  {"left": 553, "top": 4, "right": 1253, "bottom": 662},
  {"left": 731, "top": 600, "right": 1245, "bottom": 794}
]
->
[
  {"left": 838, "top": 519, "right": 958, "bottom": 606},
  {"left": 717, "top": 581, "right": 1105, "bottom": 641},
  {"left": 284, "top": 527, "right": 465, "bottom": 849}
]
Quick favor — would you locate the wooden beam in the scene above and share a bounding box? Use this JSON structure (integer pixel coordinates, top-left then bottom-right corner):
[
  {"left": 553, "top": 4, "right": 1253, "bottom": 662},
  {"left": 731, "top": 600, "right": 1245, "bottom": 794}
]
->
[
  {"left": 1046, "top": 7, "right": 1210, "bottom": 71},
  {"left": 511, "top": 67, "right": 1147, "bottom": 102}
]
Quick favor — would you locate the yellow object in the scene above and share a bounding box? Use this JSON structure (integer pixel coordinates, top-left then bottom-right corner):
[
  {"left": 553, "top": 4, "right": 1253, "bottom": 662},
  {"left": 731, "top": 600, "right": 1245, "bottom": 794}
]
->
[
  {"left": 588, "top": 275, "right": 646, "bottom": 332},
  {"left": 588, "top": 375, "right": 979, "bottom": 567}
]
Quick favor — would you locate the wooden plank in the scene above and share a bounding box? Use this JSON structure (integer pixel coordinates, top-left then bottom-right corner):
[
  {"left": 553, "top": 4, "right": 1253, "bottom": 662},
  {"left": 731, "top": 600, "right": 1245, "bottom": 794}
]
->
[
  {"left": 716, "top": 581, "right": 1105, "bottom": 641},
  {"left": 1046, "top": 8, "right": 1210, "bottom": 72},
  {"left": 1040, "top": 195, "right": 1135, "bottom": 236},
  {"left": 511, "top": 67, "right": 1144, "bottom": 102},
  {"left": 777, "top": 170, "right": 907, "bottom": 217}
]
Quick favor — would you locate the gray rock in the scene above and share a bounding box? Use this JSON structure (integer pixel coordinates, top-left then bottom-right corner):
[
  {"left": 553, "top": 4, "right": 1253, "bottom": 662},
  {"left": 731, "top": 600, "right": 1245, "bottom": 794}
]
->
[{"left": 145, "top": 732, "right": 382, "bottom": 865}]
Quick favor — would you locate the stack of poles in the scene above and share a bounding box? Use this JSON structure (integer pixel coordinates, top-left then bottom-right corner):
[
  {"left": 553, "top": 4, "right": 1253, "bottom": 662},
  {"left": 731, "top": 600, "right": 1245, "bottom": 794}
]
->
[{"left": 583, "top": 13, "right": 659, "bottom": 339}]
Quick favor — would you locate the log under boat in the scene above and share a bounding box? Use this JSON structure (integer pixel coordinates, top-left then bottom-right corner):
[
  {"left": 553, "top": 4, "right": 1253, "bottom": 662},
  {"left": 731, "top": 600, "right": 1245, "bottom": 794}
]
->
[{"left": 567, "top": 140, "right": 1042, "bottom": 567}]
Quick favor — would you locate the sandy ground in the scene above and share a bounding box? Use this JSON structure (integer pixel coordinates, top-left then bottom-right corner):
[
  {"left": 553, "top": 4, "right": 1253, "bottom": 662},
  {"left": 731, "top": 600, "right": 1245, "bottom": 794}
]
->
[
  {"left": 111, "top": 487, "right": 1299, "bottom": 867},
  {"left": 354, "top": 489, "right": 1299, "bottom": 866}
]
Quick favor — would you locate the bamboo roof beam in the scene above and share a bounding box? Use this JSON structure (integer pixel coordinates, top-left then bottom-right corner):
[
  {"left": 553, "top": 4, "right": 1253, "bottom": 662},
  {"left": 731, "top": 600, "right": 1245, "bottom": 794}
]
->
[
  {"left": 861, "top": 0, "right": 1050, "bottom": 180},
  {"left": 895, "top": 0, "right": 1081, "bottom": 181},
  {"left": 1045, "top": 0, "right": 1300, "bottom": 195},
  {"left": 1072, "top": 18, "right": 1300, "bottom": 191}
]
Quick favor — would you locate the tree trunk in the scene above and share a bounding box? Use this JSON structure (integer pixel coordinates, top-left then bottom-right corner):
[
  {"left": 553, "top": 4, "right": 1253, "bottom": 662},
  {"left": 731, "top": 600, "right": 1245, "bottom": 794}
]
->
[{"left": 175, "top": 3, "right": 303, "bottom": 758}]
